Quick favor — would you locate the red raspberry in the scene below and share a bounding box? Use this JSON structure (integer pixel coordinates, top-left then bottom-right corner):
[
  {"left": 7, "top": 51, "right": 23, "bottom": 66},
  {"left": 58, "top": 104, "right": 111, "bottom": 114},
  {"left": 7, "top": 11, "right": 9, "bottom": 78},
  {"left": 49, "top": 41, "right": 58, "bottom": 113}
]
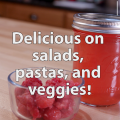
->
[
  {"left": 43, "top": 107, "right": 61, "bottom": 120},
  {"left": 22, "top": 76, "right": 42, "bottom": 87},
  {"left": 18, "top": 102, "right": 31, "bottom": 118},
  {"left": 54, "top": 98, "right": 69, "bottom": 110},
  {"left": 52, "top": 77, "right": 65, "bottom": 84},
  {"left": 17, "top": 90, "right": 43, "bottom": 120},
  {"left": 15, "top": 87, "right": 25, "bottom": 105},
  {"left": 46, "top": 77, "right": 66, "bottom": 88},
  {"left": 66, "top": 80, "right": 76, "bottom": 88},
  {"left": 15, "top": 87, "right": 25, "bottom": 97},
  {"left": 56, "top": 81, "right": 66, "bottom": 88},
  {"left": 54, "top": 92, "right": 70, "bottom": 109},
  {"left": 61, "top": 99, "right": 74, "bottom": 118},
  {"left": 36, "top": 93, "right": 55, "bottom": 108},
  {"left": 30, "top": 107, "right": 42, "bottom": 120},
  {"left": 17, "top": 90, "right": 34, "bottom": 107}
]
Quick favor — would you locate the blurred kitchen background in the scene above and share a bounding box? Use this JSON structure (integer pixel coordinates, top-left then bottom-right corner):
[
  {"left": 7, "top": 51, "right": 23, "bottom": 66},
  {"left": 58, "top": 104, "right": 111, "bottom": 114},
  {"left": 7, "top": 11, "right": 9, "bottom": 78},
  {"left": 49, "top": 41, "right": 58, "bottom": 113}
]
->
[{"left": 0, "top": 0, "right": 119, "bottom": 29}]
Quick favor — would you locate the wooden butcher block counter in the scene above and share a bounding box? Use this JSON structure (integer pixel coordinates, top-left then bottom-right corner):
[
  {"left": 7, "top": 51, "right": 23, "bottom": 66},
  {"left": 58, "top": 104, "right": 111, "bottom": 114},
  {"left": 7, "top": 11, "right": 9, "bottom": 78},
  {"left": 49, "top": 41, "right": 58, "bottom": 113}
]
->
[{"left": 0, "top": 18, "right": 120, "bottom": 120}]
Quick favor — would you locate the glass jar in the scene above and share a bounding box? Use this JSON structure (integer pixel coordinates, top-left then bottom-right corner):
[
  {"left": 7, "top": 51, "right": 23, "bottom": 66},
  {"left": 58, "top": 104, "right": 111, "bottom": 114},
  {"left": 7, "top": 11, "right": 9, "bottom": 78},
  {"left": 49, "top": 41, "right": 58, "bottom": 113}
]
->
[{"left": 72, "top": 13, "right": 120, "bottom": 106}]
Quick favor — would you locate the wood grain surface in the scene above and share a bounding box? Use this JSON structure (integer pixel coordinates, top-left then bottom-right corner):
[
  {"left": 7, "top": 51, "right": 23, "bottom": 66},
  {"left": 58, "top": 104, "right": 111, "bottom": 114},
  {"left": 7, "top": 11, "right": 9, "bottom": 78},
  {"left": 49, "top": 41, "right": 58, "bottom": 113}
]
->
[{"left": 0, "top": 18, "right": 120, "bottom": 120}]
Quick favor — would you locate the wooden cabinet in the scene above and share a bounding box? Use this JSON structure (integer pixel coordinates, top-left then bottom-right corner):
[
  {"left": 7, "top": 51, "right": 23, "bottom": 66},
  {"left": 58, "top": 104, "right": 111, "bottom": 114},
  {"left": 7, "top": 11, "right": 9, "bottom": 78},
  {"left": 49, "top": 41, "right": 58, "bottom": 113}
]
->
[
  {"left": 0, "top": 2, "right": 5, "bottom": 17},
  {"left": 1, "top": 1, "right": 80, "bottom": 29},
  {"left": 65, "top": 12, "right": 77, "bottom": 29},
  {"left": 5, "top": 3, "right": 65, "bottom": 28}
]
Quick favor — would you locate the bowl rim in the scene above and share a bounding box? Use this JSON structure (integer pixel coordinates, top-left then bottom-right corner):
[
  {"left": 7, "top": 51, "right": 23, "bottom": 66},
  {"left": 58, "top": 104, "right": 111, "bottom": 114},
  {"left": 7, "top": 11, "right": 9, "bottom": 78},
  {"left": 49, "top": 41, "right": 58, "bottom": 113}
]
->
[{"left": 8, "top": 67, "right": 85, "bottom": 89}]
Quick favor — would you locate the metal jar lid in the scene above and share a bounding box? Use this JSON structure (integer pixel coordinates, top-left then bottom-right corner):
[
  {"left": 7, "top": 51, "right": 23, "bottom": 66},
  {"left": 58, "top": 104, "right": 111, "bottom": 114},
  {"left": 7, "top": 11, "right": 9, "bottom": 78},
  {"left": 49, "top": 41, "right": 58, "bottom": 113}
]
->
[{"left": 72, "top": 13, "right": 120, "bottom": 34}]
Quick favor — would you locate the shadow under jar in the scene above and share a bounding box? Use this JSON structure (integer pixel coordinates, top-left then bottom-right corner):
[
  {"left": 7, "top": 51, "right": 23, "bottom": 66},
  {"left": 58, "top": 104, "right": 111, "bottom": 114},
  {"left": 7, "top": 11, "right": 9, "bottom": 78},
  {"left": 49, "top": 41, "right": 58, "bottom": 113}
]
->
[{"left": 72, "top": 13, "right": 120, "bottom": 106}]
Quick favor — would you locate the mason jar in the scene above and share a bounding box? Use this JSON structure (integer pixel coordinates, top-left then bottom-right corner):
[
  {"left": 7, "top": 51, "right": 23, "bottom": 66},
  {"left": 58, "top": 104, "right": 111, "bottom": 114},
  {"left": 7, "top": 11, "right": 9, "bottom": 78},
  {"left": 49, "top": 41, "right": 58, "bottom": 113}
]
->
[{"left": 72, "top": 13, "right": 120, "bottom": 106}]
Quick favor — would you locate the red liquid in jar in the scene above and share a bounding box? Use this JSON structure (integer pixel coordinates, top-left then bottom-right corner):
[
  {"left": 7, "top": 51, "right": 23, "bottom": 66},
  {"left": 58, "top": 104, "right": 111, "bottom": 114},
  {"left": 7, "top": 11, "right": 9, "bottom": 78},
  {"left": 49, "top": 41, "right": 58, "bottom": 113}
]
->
[{"left": 73, "top": 29, "right": 120, "bottom": 106}]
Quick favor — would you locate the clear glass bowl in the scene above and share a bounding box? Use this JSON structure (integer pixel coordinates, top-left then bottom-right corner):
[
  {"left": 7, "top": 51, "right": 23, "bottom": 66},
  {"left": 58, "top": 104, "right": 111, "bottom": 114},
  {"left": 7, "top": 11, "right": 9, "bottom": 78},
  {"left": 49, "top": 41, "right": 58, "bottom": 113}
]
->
[{"left": 8, "top": 67, "right": 84, "bottom": 120}]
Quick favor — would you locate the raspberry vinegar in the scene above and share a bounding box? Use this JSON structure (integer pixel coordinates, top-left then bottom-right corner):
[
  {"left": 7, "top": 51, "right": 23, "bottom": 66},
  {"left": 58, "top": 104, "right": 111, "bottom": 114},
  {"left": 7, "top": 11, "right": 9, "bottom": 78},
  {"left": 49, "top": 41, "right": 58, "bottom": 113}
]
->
[{"left": 72, "top": 13, "right": 120, "bottom": 106}]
